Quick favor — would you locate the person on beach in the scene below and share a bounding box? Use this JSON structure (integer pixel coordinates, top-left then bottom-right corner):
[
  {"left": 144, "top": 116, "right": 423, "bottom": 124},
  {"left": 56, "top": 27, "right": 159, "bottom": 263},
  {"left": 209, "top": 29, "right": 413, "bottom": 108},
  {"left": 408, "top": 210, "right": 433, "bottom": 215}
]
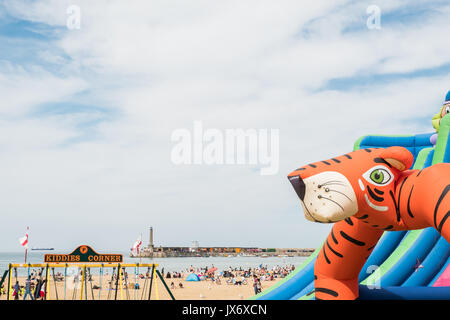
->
[
  {"left": 35, "top": 279, "right": 46, "bottom": 300},
  {"left": 33, "top": 280, "right": 41, "bottom": 300},
  {"left": 252, "top": 276, "right": 259, "bottom": 294},
  {"left": 13, "top": 281, "right": 20, "bottom": 300},
  {"left": 23, "top": 277, "right": 34, "bottom": 300}
]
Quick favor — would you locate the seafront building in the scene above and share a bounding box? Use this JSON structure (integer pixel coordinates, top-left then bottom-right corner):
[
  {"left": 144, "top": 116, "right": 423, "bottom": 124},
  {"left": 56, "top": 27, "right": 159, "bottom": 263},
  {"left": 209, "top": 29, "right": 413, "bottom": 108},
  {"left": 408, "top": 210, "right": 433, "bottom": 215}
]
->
[{"left": 131, "top": 227, "right": 314, "bottom": 258}]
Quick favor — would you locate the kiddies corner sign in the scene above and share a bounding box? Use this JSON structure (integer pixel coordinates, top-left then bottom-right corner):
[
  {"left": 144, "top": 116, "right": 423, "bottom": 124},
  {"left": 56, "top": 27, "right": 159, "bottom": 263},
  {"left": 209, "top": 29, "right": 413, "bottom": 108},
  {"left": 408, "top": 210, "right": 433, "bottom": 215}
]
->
[{"left": 44, "top": 245, "right": 123, "bottom": 263}]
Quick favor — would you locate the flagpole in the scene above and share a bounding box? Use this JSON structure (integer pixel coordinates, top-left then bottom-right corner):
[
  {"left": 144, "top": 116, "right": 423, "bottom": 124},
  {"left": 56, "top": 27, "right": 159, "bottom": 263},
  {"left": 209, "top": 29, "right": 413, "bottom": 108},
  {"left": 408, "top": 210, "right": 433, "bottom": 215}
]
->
[
  {"left": 139, "top": 233, "right": 142, "bottom": 265},
  {"left": 24, "top": 226, "right": 29, "bottom": 264}
]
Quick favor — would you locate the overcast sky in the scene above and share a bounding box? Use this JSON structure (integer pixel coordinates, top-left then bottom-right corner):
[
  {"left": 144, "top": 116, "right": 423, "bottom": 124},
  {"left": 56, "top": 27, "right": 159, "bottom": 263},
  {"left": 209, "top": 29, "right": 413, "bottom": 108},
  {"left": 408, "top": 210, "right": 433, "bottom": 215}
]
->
[{"left": 1, "top": 0, "right": 449, "bottom": 252}]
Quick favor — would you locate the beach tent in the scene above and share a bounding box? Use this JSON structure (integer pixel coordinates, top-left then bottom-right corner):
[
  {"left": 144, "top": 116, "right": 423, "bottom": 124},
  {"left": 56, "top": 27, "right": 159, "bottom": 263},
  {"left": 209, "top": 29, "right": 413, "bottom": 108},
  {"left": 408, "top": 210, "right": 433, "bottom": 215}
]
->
[{"left": 185, "top": 273, "right": 200, "bottom": 281}]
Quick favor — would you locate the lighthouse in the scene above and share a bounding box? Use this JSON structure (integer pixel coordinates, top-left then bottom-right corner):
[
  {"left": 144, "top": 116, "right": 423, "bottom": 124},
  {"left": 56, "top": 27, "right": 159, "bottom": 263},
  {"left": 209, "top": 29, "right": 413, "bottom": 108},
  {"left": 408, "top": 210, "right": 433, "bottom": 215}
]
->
[{"left": 149, "top": 227, "right": 154, "bottom": 252}]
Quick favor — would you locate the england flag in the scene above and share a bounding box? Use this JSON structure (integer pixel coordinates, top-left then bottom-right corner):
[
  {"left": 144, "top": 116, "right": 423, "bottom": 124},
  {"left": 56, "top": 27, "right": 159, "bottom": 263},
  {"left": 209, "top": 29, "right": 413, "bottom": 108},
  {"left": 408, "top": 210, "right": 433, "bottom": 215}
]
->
[
  {"left": 19, "top": 227, "right": 29, "bottom": 248},
  {"left": 132, "top": 236, "right": 142, "bottom": 255}
]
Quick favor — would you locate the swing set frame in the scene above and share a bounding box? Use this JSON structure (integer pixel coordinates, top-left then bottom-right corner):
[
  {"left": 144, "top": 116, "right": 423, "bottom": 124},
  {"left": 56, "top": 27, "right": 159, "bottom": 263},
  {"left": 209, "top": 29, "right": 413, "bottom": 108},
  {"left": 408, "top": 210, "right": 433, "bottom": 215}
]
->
[{"left": 1, "top": 263, "right": 175, "bottom": 301}]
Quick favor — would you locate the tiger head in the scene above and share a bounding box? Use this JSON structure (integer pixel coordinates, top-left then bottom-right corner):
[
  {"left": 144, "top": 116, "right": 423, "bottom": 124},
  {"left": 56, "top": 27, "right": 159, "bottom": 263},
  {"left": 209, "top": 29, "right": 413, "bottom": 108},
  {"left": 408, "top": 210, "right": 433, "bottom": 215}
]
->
[{"left": 287, "top": 146, "right": 414, "bottom": 224}]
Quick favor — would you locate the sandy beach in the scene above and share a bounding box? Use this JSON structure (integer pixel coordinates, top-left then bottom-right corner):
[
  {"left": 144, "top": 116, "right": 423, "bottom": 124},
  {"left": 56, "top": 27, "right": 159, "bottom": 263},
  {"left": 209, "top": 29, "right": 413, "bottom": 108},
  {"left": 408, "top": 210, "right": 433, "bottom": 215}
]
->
[{"left": 0, "top": 274, "right": 282, "bottom": 300}]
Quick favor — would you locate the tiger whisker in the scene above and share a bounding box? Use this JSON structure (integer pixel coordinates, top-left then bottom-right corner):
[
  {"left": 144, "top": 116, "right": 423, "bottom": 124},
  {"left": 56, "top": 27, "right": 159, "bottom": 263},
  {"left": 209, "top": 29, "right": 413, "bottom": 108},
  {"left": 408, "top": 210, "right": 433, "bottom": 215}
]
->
[
  {"left": 320, "top": 196, "right": 345, "bottom": 212},
  {"left": 321, "top": 181, "right": 348, "bottom": 188},
  {"left": 302, "top": 201, "right": 320, "bottom": 223},
  {"left": 322, "top": 180, "right": 344, "bottom": 184},
  {"left": 328, "top": 189, "right": 353, "bottom": 202}
]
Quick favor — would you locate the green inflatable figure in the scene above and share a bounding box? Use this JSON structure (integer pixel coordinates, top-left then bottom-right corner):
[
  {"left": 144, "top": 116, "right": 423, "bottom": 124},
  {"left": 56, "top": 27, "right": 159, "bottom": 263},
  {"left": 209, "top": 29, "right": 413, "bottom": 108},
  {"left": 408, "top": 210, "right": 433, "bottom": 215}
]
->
[{"left": 431, "top": 90, "right": 450, "bottom": 145}]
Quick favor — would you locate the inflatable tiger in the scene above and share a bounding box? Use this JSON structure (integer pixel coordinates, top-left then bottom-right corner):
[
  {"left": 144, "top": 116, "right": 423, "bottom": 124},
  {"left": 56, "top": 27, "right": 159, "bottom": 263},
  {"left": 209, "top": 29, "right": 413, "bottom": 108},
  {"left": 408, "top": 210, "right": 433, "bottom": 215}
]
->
[{"left": 287, "top": 146, "right": 450, "bottom": 300}]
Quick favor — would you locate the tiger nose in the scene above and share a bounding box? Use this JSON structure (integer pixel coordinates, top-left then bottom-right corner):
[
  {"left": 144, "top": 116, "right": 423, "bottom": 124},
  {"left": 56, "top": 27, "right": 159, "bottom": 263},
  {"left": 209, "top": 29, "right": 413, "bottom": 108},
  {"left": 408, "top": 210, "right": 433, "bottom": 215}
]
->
[{"left": 288, "top": 175, "right": 305, "bottom": 201}]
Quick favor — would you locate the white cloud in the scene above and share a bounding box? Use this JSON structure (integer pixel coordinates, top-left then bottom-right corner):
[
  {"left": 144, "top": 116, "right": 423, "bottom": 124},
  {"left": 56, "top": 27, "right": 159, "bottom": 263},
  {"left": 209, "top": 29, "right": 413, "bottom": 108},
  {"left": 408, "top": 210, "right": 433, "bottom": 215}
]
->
[{"left": 0, "top": 64, "right": 87, "bottom": 116}]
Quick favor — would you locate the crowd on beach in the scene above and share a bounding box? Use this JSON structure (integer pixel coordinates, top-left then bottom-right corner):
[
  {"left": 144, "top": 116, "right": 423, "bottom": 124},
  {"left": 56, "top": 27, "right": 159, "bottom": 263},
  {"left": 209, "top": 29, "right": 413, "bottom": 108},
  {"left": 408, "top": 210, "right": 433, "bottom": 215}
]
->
[
  {"left": 0, "top": 269, "right": 56, "bottom": 300},
  {"left": 0, "top": 264, "right": 296, "bottom": 299},
  {"left": 164, "top": 264, "right": 296, "bottom": 294}
]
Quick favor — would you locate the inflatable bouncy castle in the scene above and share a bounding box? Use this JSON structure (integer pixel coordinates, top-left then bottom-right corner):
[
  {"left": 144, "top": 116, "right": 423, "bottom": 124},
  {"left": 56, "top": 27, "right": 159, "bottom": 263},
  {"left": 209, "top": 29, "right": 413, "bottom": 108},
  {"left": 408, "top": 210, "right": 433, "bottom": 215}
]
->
[{"left": 251, "top": 94, "right": 450, "bottom": 300}]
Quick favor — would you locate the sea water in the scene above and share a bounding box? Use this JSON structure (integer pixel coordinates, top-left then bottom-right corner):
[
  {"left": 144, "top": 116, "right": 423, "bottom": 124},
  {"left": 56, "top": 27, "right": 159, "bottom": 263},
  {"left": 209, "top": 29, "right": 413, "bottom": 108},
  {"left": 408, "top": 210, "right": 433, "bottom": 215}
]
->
[{"left": 0, "top": 251, "right": 306, "bottom": 277}]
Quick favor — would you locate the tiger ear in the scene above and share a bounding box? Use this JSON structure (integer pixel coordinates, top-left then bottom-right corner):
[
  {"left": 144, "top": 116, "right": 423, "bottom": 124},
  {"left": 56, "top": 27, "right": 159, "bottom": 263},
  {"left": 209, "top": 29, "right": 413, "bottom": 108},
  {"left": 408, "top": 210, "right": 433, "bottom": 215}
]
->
[{"left": 379, "top": 147, "right": 414, "bottom": 171}]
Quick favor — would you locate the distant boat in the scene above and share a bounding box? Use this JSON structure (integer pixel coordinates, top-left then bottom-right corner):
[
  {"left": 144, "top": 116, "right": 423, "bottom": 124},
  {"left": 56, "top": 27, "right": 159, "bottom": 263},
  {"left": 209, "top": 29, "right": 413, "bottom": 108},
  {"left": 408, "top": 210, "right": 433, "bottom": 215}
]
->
[{"left": 31, "top": 248, "right": 54, "bottom": 251}]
